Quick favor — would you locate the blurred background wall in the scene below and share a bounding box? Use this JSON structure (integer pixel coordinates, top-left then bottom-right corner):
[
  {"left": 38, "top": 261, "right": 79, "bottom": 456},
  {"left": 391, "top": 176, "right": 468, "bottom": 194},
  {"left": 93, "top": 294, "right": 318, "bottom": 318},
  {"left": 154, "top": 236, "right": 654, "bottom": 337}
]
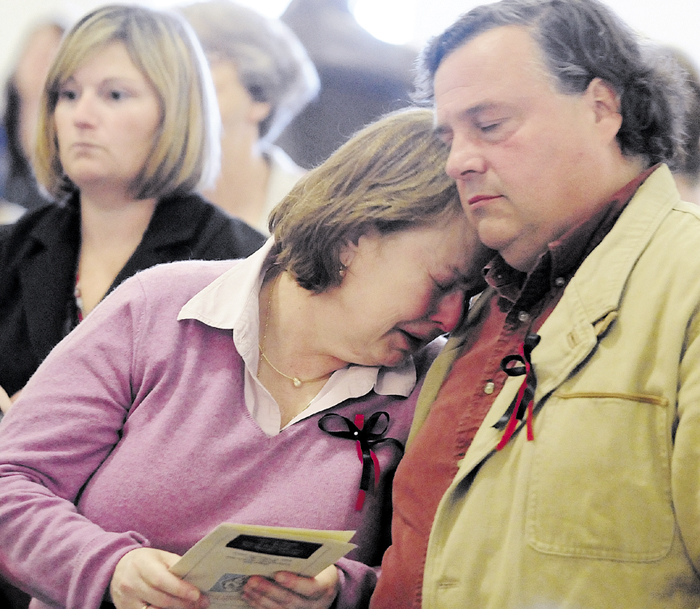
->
[{"left": 1, "top": 0, "right": 698, "bottom": 87}]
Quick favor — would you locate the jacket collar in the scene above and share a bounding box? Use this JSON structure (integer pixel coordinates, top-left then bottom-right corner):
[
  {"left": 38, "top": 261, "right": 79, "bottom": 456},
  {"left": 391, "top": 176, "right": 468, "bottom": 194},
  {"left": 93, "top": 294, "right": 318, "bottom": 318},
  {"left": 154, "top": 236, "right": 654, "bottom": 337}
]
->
[
  {"left": 19, "top": 197, "right": 80, "bottom": 360},
  {"left": 421, "top": 165, "right": 681, "bottom": 465},
  {"left": 16, "top": 191, "right": 213, "bottom": 362},
  {"left": 484, "top": 165, "right": 679, "bottom": 467},
  {"left": 23, "top": 191, "right": 208, "bottom": 256},
  {"left": 137, "top": 192, "right": 212, "bottom": 250},
  {"left": 530, "top": 165, "right": 680, "bottom": 397}
]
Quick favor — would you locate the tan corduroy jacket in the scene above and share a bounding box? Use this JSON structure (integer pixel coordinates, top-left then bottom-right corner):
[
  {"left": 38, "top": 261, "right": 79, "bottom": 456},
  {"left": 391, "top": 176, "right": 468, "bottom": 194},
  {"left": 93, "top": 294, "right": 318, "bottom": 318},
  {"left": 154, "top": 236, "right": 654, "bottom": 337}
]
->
[{"left": 412, "top": 165, "right": 700, "bottom": 609}]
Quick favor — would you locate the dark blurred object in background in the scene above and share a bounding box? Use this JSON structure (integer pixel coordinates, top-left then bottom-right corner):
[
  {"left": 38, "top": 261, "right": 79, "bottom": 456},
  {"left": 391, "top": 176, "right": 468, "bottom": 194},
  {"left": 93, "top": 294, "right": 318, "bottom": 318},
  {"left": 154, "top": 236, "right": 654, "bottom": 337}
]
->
[{"left": 278, "top": 0, "right": 418, "bottom": 168}]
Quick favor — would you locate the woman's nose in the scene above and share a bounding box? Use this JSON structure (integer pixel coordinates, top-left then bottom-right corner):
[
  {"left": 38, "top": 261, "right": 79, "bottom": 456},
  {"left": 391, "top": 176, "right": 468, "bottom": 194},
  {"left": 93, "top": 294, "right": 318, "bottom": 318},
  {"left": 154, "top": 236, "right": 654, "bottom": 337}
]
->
[
  {"left": 72, "top": 92, "right": 98, "bottom": 126},
  {"left": 430, "top": 290, "right": 465, "bottom": 333}
]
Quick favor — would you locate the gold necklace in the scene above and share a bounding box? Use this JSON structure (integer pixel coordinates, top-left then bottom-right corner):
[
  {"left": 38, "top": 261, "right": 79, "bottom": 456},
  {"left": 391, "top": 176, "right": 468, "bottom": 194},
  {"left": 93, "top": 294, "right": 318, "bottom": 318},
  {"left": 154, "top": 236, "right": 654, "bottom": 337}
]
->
[{"left": 259, "top": 276, "right": 332, "bottom": 388}]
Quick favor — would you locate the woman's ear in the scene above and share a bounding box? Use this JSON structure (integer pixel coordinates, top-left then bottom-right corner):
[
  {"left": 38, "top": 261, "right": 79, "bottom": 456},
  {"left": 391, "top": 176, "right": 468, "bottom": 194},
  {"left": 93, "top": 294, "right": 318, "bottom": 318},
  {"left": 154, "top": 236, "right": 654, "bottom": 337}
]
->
[{"left": 339, "top": 242, "right": 356, "bottom": 270}]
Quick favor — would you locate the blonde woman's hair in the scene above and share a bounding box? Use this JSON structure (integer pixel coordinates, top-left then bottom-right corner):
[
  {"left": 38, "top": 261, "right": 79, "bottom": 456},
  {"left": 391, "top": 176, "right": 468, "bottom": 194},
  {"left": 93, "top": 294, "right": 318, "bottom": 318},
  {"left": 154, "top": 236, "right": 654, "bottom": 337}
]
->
[
  {"left": 268, "top": 107, "right": 463, "bottom": 293},
  {"left": 34, "top": 3, "right": 221, "bottom": 200}
]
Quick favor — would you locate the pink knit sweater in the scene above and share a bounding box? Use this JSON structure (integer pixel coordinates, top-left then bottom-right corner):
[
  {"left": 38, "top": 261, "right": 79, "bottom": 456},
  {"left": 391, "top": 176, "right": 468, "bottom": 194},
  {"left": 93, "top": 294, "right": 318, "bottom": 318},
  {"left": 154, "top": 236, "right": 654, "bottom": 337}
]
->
[{"left": 0, "top": 261, "right": 438, "bottom": 609}]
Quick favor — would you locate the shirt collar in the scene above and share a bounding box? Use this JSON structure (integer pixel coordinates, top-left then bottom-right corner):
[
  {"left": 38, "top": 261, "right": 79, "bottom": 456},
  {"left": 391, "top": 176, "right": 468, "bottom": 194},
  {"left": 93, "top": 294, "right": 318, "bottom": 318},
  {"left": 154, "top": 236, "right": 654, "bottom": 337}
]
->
[
  {"left": 178, "top": 237, "right": 272, "bottom": 329},
  {"left": 484, "top": 165, "right": 658, "bottom": 305},
  {"left": 177, "top": 238, "right": 417, "bottom": 427}
]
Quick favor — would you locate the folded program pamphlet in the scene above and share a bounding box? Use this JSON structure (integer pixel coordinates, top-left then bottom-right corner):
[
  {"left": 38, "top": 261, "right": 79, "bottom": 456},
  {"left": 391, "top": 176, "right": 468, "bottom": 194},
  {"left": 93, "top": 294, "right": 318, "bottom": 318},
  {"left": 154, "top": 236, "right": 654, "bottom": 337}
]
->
[{"left": 170, "top": 523, "right": 356, "bottom": 608}]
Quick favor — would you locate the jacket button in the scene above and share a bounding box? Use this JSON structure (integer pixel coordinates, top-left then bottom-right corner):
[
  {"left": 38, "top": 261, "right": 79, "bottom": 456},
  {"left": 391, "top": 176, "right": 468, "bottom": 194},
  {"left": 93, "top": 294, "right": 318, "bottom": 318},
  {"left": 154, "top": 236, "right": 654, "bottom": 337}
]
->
[
  {"left": 517, "top": 310, "right": 530, "bottom": 323},
  {"left": 484, "top": 381, "right": 495, "bottom": 394}
]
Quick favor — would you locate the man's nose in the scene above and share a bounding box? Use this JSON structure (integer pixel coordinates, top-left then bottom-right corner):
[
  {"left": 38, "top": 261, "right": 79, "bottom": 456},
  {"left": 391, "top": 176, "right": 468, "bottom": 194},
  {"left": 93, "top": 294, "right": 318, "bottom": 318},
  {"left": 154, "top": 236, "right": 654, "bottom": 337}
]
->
[
  {"left": 430, "top": 290, "right": 465, "bottom": 333},
  {"left": 445, "top": 136, "right": 486, "bottom": 180}
]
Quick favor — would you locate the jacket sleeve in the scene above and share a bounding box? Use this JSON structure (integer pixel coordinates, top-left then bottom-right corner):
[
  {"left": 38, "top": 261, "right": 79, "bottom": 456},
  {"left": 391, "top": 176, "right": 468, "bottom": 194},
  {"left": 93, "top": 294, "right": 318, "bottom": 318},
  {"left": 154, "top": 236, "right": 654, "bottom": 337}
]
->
[
  {"left": 0, "top": 276, "right": 151, "bottom": 608},
  {"left": 189, "top": 202, "right": 266, "bottom": 261}
]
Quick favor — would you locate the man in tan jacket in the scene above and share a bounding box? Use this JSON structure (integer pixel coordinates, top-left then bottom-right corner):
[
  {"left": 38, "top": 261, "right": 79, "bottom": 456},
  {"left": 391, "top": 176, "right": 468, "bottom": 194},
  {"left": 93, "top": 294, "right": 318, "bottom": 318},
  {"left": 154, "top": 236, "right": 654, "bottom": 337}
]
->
[{"left": 370, "top": 1, "right": 700, "bottom": 608}]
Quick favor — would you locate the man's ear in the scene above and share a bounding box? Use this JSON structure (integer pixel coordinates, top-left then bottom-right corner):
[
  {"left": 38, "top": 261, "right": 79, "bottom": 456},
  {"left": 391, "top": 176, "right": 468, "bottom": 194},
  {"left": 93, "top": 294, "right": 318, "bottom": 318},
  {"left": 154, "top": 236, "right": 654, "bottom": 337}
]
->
[{"left": 586, "top": 77, "right": 623, "bottom": 136}]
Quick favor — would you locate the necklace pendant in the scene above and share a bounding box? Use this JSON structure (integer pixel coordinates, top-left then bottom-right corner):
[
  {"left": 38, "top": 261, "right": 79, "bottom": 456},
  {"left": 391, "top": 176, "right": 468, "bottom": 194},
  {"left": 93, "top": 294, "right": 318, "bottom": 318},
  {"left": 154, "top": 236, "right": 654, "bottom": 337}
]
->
[{"left": 292, "top": 377, "right": 302, "bottom": 388}]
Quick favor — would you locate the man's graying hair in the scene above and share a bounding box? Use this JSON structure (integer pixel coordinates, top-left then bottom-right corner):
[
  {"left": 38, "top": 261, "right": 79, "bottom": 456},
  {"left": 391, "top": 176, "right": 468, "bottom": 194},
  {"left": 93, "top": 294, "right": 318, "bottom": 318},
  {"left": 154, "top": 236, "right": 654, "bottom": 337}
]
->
[{"left": 415, "top": 0, "right": 689, "bottom": 169}]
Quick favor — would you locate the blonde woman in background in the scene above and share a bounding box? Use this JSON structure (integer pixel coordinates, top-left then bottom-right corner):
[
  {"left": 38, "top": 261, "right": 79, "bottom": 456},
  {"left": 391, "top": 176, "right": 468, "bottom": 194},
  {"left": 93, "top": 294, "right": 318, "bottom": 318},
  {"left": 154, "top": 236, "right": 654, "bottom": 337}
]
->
[{"left": 0, "top": 4, "right": 265, "bottom": 411}]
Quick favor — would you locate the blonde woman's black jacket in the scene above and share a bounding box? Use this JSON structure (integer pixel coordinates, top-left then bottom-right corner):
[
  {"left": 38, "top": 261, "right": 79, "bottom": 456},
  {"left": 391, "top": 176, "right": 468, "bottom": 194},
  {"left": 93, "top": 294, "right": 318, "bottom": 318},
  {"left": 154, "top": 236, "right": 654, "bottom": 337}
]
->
[{"left": 0, "top": 191, "right": 265, "bottom": 397}]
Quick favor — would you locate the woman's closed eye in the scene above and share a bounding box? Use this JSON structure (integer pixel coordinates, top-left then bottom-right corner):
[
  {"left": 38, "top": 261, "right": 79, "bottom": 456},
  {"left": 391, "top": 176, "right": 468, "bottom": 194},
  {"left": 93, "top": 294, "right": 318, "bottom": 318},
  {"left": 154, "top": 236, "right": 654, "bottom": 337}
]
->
[{"left": 433, "top": 277, "right": 466, "bottom": 296}]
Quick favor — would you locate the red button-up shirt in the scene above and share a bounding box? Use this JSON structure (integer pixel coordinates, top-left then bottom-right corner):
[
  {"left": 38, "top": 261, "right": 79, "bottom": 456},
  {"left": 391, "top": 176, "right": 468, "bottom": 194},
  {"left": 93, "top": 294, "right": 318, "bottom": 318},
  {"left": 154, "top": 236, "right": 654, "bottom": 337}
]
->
[{"left": 370, "top": 167, "right": 655, "bottom": 609}]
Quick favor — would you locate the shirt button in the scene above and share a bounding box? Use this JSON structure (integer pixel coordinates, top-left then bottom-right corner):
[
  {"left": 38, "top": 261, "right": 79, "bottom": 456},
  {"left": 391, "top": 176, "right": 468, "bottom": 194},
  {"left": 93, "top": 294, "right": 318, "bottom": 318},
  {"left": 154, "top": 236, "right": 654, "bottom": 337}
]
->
[
  {"left": 484, "top": 381, "right": 495, "bottom": 394},
  {"left": 517, "top": 311, "right": 530, "bottom": 323},
  {"left": 554, "top": 277, "right": 566, "bottom": 287}
]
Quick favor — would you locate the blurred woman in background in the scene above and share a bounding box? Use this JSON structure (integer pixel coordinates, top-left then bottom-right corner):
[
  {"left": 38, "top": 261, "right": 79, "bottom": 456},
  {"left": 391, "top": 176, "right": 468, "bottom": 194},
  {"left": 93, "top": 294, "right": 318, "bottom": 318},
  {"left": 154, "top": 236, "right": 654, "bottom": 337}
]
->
[
  {"left": 179, "top": 0, "right": 320, "bottom": 232},
  {"left": 0, "top": 16, "right": 67, "bottom": 220}
]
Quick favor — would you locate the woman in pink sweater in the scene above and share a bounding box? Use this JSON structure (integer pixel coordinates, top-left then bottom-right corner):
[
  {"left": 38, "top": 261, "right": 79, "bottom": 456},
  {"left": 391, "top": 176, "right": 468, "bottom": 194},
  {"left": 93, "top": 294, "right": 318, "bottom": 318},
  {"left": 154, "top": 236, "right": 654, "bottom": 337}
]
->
[{"left": 0, "top": 100, "right": 490, "bottom": 609}]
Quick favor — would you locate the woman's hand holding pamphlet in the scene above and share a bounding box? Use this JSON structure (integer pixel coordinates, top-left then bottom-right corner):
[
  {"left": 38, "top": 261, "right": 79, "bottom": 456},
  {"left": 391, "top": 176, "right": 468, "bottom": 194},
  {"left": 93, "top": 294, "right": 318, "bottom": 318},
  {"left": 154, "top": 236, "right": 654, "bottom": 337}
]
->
[{"left": 170, "top": 523, "right": 356, "bottom": 608}]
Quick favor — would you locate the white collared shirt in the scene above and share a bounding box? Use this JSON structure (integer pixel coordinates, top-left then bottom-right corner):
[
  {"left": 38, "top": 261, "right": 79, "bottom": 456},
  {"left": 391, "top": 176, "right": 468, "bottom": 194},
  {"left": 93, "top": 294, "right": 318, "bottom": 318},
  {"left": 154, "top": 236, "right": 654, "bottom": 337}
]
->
[{"left": 178, "top": 239, "right": 417, "bottom": 436}]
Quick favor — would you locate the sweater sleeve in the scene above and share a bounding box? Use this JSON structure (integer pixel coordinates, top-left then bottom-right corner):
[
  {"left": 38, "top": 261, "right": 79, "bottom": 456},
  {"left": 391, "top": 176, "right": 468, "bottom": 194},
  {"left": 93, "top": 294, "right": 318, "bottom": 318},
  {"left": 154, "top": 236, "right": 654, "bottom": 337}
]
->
[
  {"left": 0, "top": 275, "right": 152, "bottom": 608},
  {"left": 333, "top": 558, "right": 379, "bottom": 609}
]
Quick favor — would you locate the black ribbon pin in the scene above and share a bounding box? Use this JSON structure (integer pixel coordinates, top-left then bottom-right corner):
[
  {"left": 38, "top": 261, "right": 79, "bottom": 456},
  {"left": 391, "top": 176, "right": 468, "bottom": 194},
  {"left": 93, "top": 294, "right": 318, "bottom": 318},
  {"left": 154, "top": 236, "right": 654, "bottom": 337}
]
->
[
  {"left": 493, "top": 332, "right": 540, "bottom": 450},
  {"left": 318, "top": 411, "right": 404, "bottom": 510}
]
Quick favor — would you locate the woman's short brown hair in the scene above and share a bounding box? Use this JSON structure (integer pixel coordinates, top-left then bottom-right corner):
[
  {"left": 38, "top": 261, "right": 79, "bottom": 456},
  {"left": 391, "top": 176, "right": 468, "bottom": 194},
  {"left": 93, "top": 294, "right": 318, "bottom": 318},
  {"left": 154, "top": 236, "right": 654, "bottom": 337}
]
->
[
  {"left": 34, "top": 4, "right": 221, "bottom": 200},
  {"left": 268, "top": 107, "right": 463, "bottom": 293}
]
